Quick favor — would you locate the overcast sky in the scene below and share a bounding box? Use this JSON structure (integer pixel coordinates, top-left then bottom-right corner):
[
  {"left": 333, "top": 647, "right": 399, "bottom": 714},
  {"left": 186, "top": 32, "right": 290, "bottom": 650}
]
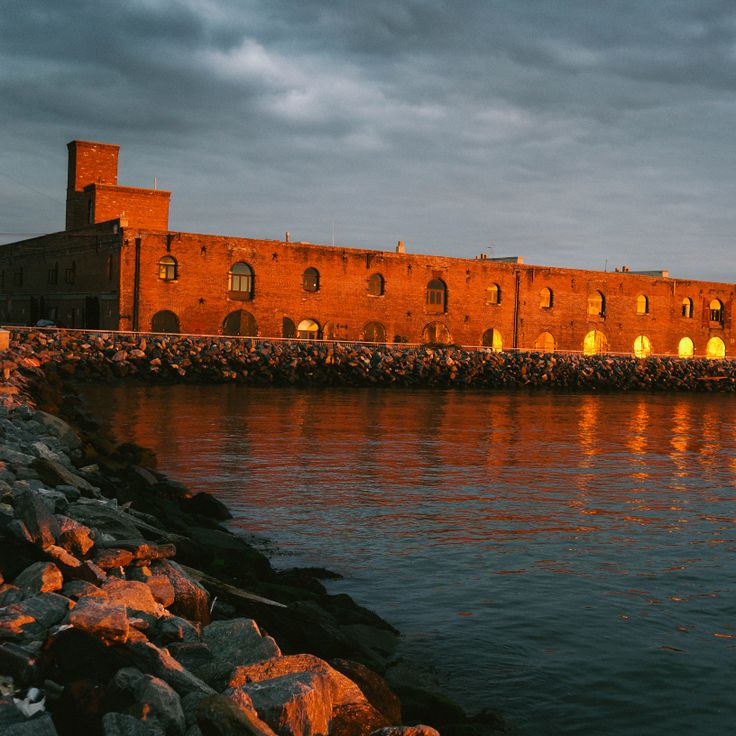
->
[{"left": 1, "top": 0, "right": 735, "bottom": 280}]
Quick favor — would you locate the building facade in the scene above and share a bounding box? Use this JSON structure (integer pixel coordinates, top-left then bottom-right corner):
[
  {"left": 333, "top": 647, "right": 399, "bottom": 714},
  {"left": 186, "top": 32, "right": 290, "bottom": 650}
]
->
[{"left": 0, "top": 140, "right": 733, "bottom": 358}]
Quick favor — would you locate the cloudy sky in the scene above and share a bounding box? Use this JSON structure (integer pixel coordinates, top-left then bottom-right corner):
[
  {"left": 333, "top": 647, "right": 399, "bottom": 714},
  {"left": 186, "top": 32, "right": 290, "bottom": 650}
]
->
[{"left": 1, "top": 0, "right": 735, "bottom": 280}]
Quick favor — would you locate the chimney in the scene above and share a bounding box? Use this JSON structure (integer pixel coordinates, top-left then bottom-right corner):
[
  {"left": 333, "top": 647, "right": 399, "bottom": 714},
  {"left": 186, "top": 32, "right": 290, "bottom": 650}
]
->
[{"left": 396, "top": 240, "right": 405, "bottom": 254}]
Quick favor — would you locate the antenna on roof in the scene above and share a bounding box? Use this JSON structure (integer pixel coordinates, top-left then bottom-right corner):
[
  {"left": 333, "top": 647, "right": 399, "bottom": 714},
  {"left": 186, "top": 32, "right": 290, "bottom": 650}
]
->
[
  {"left": 331, "top": 221, "right": 335, "bottom": 247},
  {"left": 154, "top": 176, "right": 157, "bottom": 190}
]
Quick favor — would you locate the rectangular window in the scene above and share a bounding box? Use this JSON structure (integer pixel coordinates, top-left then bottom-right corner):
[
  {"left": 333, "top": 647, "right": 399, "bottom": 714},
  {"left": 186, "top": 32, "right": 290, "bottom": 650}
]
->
[
  {"left": 12, "top": 268, "right": 23, "bottom": 286},
  {"left": 65, "top": 263, "right": 76, "bottom": 284},
  {"left": 48, "top": 264, "right": 59, "bottom": 285}
]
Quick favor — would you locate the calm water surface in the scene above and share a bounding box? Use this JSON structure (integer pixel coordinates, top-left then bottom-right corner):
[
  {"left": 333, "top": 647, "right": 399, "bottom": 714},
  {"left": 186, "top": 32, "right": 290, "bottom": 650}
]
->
[{"left": 81, "top": 385, "right": 736, "bottom": 735}]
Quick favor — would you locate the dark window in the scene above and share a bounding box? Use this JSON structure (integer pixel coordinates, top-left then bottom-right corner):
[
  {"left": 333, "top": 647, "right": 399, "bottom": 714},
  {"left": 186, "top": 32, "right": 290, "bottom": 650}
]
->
[
  {"left": 368, "top": 273, "right": 384, "bottom": 296},
  {"left": 13, "top": 268, "right": 23, "bottom": 286},
  {"left": 228, "top": 262, "right": 254, "bottom": 299},
  {"left": 151, "top": 310, "right": 180, "bottom": 333},
  {"left": 222, "top": 309, "right": 258, "bottom": 336},
  {"left": 158, "top": 255, "right": 177, "bottom": 281},
  {"left": 303, "top": 267, "right": 319, "bottom": 292},
  {"left": 588, "top": 291, "right": 605, "bottom": 317},
  {"left": 710, "top": 299, "right": 724, "bottom": 323},
  {"left": 426, "top": 279, "right": 447, "bottom": 312},
  {"left": 64, "top": 262, "right": 76, "bottom": 284},
  {"left": 106, "top": 255, "right": 114, "bottom": 281},
  {"left": 636, "top": 294, "right": 649, "bottom": 315},
  {"left": 87, "top": 199, "right": 94, "bottom": 224},
  {"left": 539, "top": 287, "right": 553, "bottom": 309},
  {"left": 48, "top": 263, "right": 59, "bottom": 285},
  {"left": 486, "top": 283, "right": 501, "bottom": 305},
  {"left": 681, "top": 297, "right": 693, "bottom": 319}
]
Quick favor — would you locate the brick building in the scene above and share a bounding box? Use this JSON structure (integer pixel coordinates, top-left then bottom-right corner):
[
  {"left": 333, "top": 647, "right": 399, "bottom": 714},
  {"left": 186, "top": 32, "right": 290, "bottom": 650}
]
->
[{"left": 0, "top": 139, "right": 733, "bottom": 358}]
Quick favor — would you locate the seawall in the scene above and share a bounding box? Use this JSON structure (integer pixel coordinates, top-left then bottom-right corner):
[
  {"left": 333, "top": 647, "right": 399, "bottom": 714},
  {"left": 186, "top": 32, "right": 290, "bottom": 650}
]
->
[{"left": 7, "top": 328, "right": 736, "bottom": 391}]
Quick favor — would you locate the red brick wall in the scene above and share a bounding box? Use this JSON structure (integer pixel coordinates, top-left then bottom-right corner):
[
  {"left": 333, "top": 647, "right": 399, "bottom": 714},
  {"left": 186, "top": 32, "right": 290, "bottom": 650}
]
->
[
  {"left": 92, "top": 186, "right": 170, "bottom": 231},
  {"left": 116, "top": 229, "right": 735, "bottom": 357}
]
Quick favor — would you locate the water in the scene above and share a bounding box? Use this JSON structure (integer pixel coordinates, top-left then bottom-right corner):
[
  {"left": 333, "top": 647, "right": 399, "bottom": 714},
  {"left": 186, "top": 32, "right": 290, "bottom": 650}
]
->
[{"left": 80, "top": 385, "right": 736, "bottom": 735}]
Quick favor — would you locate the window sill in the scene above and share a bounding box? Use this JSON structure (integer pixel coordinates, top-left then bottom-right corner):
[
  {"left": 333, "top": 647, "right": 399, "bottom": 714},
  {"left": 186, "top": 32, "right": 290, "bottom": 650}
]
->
[{"left": 227, "top": 292, "right": 253, "bottom": 301}]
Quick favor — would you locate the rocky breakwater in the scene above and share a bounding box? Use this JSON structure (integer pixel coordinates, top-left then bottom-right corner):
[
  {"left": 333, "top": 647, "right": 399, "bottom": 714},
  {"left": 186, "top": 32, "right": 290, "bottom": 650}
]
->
[
  {"left": 9, "top": 327, "right": 736, "bottom": 390},
  {"left": 0, "top": 340, "right": 503, "bottom": 735}
]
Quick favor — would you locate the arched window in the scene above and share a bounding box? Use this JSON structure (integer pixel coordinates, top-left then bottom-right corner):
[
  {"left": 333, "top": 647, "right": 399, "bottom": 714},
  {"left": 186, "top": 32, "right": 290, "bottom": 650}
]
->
[
  {"left": 303, "top": 268, "right": 319, "bottom": 292},
  {"left": 422, "top": 321, "right": 452, "bottom": 345},
  {"left": 588, "top": 291, "right": 605, "bottom": 317},
  {"left": 486, "top": 283, "right": 501, "bottom": 305},
  {"left": 539, "top": 287, "right": 553, "bottom": 309},
  {"left": 363, "top": 321, "right": 386, "bottom": 342},
  {"left": 426, "top": 279, "right": 447, "bottom": 312},
  {"left": 534, "top": 332, "right": 555, "bottom": 352},
  {"left": 367, "top": 273, "right": 384, "bottom": 296},
  {"left": 709, "top": 299, "right": 723, "bottom": 323},
  {"left": 633, "top": 335, "right": 651, "bottom": 358},
  {"left": 297, "top": 318, "right": 320, "bottom": 339},
  {"left": 678, "top": 337, "right": 694, "bottom": 358},
  {"left": 636, "top": 294, "right": 649, "bottom": 315},
  {"left": 482, "top": 328, "right": 503, "bottom": 352},
  {"left": 681, "top": 297, "right": 693, "bottom": 319},
  {"left": 228, "top": 262, "right": 253, "bottom": 299},
  {"left": 222, "top": 310, "right": 257, "bottom": 337},
  {"left": 706, "top": 336, "right": 725, "bottom": 359},
  {"left": 151, "top": 310, "right": 180, "bottom": 333},
  {"left": 282, "top": 317, "right": 296, "bottom": 338},
  {"left": 158, "top": 255, "right": 177, "bottom": 281},
  {"left": 583, "top": 329, "right": 608, "bottom": 355}
]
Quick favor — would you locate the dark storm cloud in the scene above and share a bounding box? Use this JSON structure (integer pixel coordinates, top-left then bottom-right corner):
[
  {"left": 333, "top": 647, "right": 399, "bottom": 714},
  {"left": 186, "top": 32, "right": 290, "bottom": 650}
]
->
[{"left": 1, "top": 0, "right": 735, "bottom": 279}]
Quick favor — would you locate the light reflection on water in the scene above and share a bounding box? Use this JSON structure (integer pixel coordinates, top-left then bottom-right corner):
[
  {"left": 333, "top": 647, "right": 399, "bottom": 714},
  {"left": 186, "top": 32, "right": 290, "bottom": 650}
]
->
[{"left": 81, "top": 385, "right": 736, "bottom": 736}]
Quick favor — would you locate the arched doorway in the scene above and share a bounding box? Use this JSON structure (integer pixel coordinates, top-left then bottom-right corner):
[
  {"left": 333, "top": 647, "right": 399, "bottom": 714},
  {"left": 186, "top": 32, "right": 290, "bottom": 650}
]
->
[
  {"left": 633, "top": 335, "right": 652, "bottom": 358},
  {"left": 363, "top": 321, "right": 386, "bottom": 342},
  {"left": 482, "top": 328, "right": 503, "bottom": 352},
  {"left": 422, "top": 322, "right": 452, "bottom": 345},
  {"left": 706, "top": 336, "right": 725, "bottom": 359},
  {"left": 583, "top": 329, "right": 607, "bottom": 355},
  {"left": 534, "top": 332, "right": 555, "bottom": 352},
  {"left": 282, "top": 317, "right": 296, "bottom": 338},
  {"left": 297, "top": 319, "right": 320, "bottom": 340},
  {"left": 151, "top": 310, "right": 180, "bottom": 333},
  {"left": 678, "top": 337, "right": 694, "bottom": 358},
  {"left": 222, "top": 310, "right": 258, "bottom": 337}
]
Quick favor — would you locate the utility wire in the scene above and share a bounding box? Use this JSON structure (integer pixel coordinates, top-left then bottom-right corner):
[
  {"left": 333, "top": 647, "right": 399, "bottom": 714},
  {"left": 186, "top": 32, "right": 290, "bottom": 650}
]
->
[{"left": 0, "top": 170, "right": 65, "bottom": 205}]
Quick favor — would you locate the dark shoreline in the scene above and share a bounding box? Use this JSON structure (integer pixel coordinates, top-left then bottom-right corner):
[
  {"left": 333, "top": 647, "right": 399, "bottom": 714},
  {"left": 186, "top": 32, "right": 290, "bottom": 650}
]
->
[{"left": 0, "top": 331, "right": 507, "bottom": 735}]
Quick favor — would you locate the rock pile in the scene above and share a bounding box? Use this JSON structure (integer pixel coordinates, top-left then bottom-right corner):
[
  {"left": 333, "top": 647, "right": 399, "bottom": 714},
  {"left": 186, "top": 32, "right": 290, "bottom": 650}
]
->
[
  {"left": 0, "top": 336, "right": 501, "bottom": 734},
  {"left": 7, "top": 328, "right": 736, "bottom": 390}
]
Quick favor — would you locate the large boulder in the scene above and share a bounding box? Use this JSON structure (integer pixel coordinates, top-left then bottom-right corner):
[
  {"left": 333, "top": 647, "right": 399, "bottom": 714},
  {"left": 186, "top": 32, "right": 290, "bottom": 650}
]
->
[
  {"left": 149, "top": 560, "right": 210, "bottom": 626},
  {"left": 102, "top": 712, "right": 165, "bottom": 736},
  {"left": 195, "top": 694, "right": 277, "bottom": 736},
  {"left": 32, "top": 457, "right": 97, "bottom": 496},
  {"left": 0, "top": 592, "right": 71, "bottom": 640},
  {"left": 66, "top": 500, "right": 144, "bottom": 542},
  {"left": 68, "top": 598, "right": 130, "bottom": 645},
  {"left": 13, "top": 562, "right": 63, "bottom": 596},
  {"left": 243, "top": 672, "right": 331, "bottom": 736},
  {"left": 101, "top": 580, "right": 167, "bottom": 618},
  {"left": 330, "top": 660, "right": 401, "bottom": 725},
  {"left": 33, "top": 411, "right": 82, "bottom": 450},
  {"left": 14, "top": 490, "right": 59, "bottom": 547}
]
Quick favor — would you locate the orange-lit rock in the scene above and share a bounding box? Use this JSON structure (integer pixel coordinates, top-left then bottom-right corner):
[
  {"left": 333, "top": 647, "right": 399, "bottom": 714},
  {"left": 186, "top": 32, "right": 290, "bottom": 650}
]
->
[{"left": 69, "top": 598, "right": 130, "bottom": 644}]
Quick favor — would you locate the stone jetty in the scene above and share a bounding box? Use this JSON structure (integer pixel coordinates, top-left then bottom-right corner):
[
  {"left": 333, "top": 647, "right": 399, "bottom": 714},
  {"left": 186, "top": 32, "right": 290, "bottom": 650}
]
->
[
  {"left": 0, "top": 332, "right": 507, "bottom": 735},
  {"left": 7, "top": 328, "right": 736, "bottom": 391}
]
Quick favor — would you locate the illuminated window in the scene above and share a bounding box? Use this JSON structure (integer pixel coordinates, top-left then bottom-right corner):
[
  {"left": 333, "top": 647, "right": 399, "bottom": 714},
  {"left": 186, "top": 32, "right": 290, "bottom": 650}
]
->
[
  {"left": 303, "top": 267, "right": 319, "bottom": 292},
  {"left": 539, "top": 287, "right": 553, "bottom": 309},
  {"left": 681, "top": 297, "right": 693, "bottom": 319},
  {"left": 297, "top": 318, "right": 320, "bottom": 339},
  {"left": 368, "top": 273, "right": 384, "bottom": 296},
  {"left": 222, "top": 309, "right": 257, "bottom": 336},
  {"left": 534, "top": 331, "right": 555, "bottom": 352},
  {"left": 151, "top": 310, "right": 180, "bottom": 333},
  {"left": 486, "top": 283, "right": 501, "bottom": 305},
  {"left": 633, "top": 335, "right": 651, "bottom": 358},
  {"left": 587, "top": 291, "right": 605, "bottom": 317},
  {"left": 228, "top": 262, "right": 254, "bottom": 299},
  {"left": 583, "top": 329, "right": 608, "bottom": 355},
  {"left": 426, "top": 279, "right": 447, "bottom": 312},
  {"left": 709, "top": 299, "right": 723, "bottom": 323},
  {"left": 482, "top": 328, "right": 503, "bottom": 352},
  {"left": 706, "top": 336, "right": 725, "bottom": 359},
  {"left": 636, "top": 294, "right": 649, "bottom": 315},
  {"left": 363, "top": 321, "right": 386, "bottom": 342},
  {"left": 678, "top": 337, "right": 694, "bottom": 358},
  {"left": 158, "top": 256, "right": 177, "bottom": 281}
]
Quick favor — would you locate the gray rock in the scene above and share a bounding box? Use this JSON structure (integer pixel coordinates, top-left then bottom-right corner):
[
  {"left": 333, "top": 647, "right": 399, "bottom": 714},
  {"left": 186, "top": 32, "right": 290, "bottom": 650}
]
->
[
  {"left": 4, "top": 713, "right": 59, "bottom": 736},
  {"left": 0, "top": 592, "right": 71, "bottom": 640},
  {"left": 55, "top": 484, "right": 81, "bottom": 502},
  {"left": 33, "top": 411, "right": 81, "bottom": 450},
  {"left": 66, "top": 500, "right": 144, "bottom": 541},
  {"left": 14, "top": 489, "right": 59, "bottom": 547},
  {"left": 0, "top": 445, "right": 36, "bottom": 467},
  {"left": 32, "top": 458, "right": 96, "bottom": 496},
  {"left": 102, "top": 712, "right": 165, "bottom": 736},
  {"left": 244, "top": 672, "right": 331, "bottom": 736},
  {"left": 30, "top": 442, "right": 67, "bottom": 465},
  {"left": 150, "top": 560, "right": 210, "bottom": 626},
  {"left": 111, "top": 667, "right": 186, "bottom": 736},
  {"left": 195, "top": 694, "right": 277, "bottom": 736},
  {"left": 13, "top": 562, "right": 63, "bottom": 596}
]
